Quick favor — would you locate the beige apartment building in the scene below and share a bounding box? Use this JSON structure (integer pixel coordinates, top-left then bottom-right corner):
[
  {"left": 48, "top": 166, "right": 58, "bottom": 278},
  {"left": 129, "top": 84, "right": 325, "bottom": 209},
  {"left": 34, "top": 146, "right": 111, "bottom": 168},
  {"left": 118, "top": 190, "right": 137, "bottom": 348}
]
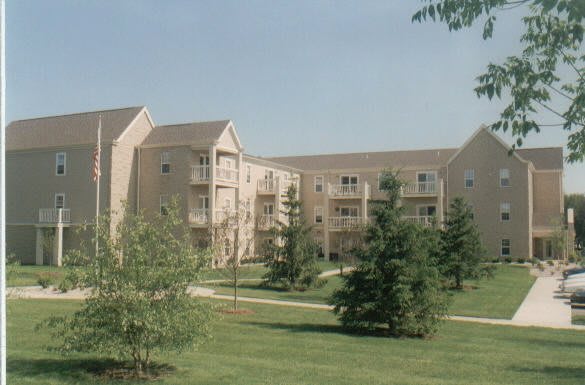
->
[{"left": 6, "top": 106, "right": 572, "bottom": 265}]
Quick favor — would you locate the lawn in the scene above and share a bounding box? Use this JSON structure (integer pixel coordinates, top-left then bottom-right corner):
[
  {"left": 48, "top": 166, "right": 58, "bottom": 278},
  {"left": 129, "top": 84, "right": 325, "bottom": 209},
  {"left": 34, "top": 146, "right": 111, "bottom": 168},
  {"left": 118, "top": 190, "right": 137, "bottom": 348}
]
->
[
  {"left": 8, "top": 299, "right": 585, "bottom": 385},
  {"left": 7, "top": 265, "right": 69, "bottom": 287},
  {"left": 449, "top": 264, "right": 536, "bottom": 319}
]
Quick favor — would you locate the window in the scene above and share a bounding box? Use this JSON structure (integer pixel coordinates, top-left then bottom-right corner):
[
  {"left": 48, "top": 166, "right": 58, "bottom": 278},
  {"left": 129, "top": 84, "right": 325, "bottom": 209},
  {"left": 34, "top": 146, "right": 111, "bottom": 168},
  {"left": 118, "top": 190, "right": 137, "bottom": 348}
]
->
[
  {"left": 464, "top": 169, "right": 474, "bottom": 189},
  {"left": 224, "top": 198, "right": 232, "bottom": 210},
  {"left": 246, "top": 165, "right": 251, "bottom": 183},
  {"left": 55, "top": 193, "right": 65, "bottom": 209},
  {"left": 500, "top": 168, "right": 510, "bottom": 187},
  {"left": 314, "top": 176, "right": 324, "bottom": 193},
  {"left": 340, "top": 175, "right": 358, "bottom": 185},
  {"left": 224, "top": 158, "right": 234, "bottom": 169},
  {"left": 265, "top": 169, "right": 274, "bottom": 180},
  {"left": 245, "top": 199, "right": 252, "bottom": 219},
  {"left": 418, "top": 205, "right": 436, "bottom": 217},
  {"left": 56, "top": 152, "right": 66, "bottom": 175},
  {"left": 500, "top": 202, "right": 510, "bottom": 221},
  {"left": 314, "top": 206, "right": 323, "bottom": 224},
  {"left": 160, "top": 151, "right": 170, "bottom": 174},
  {"left": 263, "top": 203, "right": 274, "bottom": 215},
  {"left": 339, "top": 207, "right": 358, "bottom": 217},
  {"left": 199, "top": 195, "right": 209, "bottom": 210},
  {"left": 160, "top": 195, "right": 169, "bottom": 215},
  {"left": 501, "top": 239, "right": 511, "bottom": 256}
]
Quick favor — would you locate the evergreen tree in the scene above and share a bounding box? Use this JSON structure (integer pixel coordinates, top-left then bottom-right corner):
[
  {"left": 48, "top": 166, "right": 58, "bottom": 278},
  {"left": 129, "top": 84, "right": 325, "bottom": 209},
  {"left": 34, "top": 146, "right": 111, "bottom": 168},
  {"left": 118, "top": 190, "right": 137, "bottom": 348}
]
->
[
  {"left": 440, "top": 197, "right": 485, "bottom": 289},
  {"left": 264, "top": 184, "right": 321, "bottom": 289},
  {"left": 330, "top": 171, "right": 447, "bottom": 337}
]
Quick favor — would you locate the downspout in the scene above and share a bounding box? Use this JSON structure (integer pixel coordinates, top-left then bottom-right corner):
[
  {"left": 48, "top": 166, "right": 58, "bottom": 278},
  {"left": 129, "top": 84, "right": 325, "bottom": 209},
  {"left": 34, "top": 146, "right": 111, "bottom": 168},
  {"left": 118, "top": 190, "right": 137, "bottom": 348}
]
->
[{"left": 137, "top": 146, "right": 141, "bottom": 213}]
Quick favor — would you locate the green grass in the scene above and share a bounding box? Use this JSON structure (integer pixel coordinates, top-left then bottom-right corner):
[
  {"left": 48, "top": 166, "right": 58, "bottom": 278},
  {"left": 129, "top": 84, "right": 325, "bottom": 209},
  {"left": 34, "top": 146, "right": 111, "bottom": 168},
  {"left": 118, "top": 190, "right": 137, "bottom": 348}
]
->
[
  {"left": 449, "top": 265, "right": 536, "bottom": 319},
  {"left": 7, "top": 265, "right": 69, "bottom": 287},
  {"left": 8, "top": 298, "right": 585, "bottom": 384}
]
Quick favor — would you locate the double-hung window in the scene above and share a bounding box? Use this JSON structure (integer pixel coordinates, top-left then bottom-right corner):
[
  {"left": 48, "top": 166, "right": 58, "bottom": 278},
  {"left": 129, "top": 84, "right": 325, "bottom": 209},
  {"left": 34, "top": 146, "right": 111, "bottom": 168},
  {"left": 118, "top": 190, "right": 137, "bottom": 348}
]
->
[
  {"left": 501, "top": 239, "right": 511, "bottom": 256},
  {"left": 55, "top": 193, "right": 65, "bottom": 209},
  {"left": 500, "top": 168, "right": 510, "bottom": 187},
  {"left": 160, "top": 195, "right": 169, "bottom": 215},
  {"left": 161, "top": 151, "right": 171, "bottom": 174},
  {"left": 56, "top": 152, "right": 66, "bottom": 176},
  {"left": 314, "top": 207, "right": 323, "bottom": 224},
  {"left": 314, "top": 176, "right": 324, "bottom": 193},
  {"left": 246, "top": 165, "right": 251, "bottom": 183},
  {"left": 500, "top": 202, "right": 510, "bottom": 222},
  {"left": 464, "top": 169, "right": 474, "bottom": 189}
]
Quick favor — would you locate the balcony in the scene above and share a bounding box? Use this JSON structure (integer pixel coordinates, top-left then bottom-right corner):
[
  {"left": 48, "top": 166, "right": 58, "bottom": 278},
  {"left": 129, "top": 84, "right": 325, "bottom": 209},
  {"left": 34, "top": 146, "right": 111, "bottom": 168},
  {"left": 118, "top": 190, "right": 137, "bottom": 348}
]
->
[
  {"left": 39, "top": 208, "right": 71, "bottom": 224},
  {"left": 258, "top": 214, "right": 275, "bottom": 230},
  {"left": 403, "top": 216, "right": 434, "bottom": 227},
  {"left": 257, "top": 179, "right": 276, "bottom": 194},
  {"left": 401, "top": 181, "right": 437, "bottom": 196},
  {"left": 328, "top": 216, "right": 368, "bottom": 230},
  {"left": 329, "top": 183, "right": 370, "bottom": 199},
  {"left": 190, "top": 165, "right": 239, "bottom": 184},
  {"left": 189, "top": 208, "right": 209, "bottom": 225},
  {"left": 216, "top": 166, "right": 239, "bottom": 183},
  {"left": 191, "top": 165, "right": 210, "bottom": 183}
]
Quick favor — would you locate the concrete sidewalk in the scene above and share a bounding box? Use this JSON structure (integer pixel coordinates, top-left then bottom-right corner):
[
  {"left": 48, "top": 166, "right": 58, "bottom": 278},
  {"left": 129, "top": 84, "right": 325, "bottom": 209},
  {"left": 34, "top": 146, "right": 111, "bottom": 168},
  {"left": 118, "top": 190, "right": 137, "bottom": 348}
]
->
[{"left": 512, "top": 276, "right": 573, "bottom": 327}]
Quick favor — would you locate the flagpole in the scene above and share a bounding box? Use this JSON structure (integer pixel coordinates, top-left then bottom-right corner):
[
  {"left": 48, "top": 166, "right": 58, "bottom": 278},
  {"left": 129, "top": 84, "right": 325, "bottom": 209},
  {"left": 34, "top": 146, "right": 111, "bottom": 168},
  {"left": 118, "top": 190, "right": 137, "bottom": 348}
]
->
[{"left": 95, "top": 115, "right": 101, "bottom": 259}]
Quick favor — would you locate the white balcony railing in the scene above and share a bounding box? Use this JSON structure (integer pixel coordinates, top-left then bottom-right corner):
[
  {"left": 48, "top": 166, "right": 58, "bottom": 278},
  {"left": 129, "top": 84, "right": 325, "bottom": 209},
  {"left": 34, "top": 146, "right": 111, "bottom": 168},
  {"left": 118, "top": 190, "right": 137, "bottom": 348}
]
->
[
  {"left": 258, "top": 179, "right": 275, "bottom": 193},
  {"left": 402, "top": 181, "right": 437, "bottom": 195},
  {"left": 329, "top": 184, "right": 362, "bottom": 197},
  {"left": 258, "top": 214, "right": 275, "bottom": 229},
  {"left": 328, "top": 216, "right": 367, "bottom": 229},
  {"left": 403, "top": 216, "right": 434, "bottom": 227},
  {"left": 189, "top": 208, "right": 209, "bottom": 225},
  {"left": 214, "top": 209, "right": 237, "bottom": 223},
  {"left": 191, "top": 165, "right": 210, "bottom": 182},
  {"left": 39, "top": 208, "right": 71, "bottom": 224},
  {"left": 216, "top": 166, "right": 239, "bottom": 183}
]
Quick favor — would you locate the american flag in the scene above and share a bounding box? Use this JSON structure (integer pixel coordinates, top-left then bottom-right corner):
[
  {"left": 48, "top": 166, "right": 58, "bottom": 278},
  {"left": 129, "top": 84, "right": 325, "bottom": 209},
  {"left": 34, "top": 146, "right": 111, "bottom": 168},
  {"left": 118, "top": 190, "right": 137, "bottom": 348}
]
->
[{"left": 92, "top": 144, "right": 100, "bottom": 182}]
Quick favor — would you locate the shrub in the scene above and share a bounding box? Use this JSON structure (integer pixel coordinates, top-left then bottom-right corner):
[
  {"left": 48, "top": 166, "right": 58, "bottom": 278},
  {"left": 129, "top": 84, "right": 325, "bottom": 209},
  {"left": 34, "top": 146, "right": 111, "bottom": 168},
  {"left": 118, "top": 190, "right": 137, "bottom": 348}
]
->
[
  {"left": 57, "top": 277, "right": 74, "bottom": 293},
  {"left": 517, "top": 258, "right": 525, "bottom": 264},
  {"left": 36, "top": 272, "right": 56, "bottom": 288},
  {"left": 547, "top": 260, "right": 555, "bottom": 266},
  {"left": 504, "top": 257, "right": 513, "bottom": 264},
  {"left": 538, "top": 262, "right": 545, "bottom": 271}
]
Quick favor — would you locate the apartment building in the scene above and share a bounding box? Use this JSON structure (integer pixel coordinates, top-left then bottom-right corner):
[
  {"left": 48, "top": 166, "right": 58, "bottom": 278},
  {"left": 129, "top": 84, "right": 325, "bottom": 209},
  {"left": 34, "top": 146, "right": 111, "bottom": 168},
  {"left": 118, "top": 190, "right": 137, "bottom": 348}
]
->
[{"left": 6, "top": 106, "right": 571, "bottom": 265}]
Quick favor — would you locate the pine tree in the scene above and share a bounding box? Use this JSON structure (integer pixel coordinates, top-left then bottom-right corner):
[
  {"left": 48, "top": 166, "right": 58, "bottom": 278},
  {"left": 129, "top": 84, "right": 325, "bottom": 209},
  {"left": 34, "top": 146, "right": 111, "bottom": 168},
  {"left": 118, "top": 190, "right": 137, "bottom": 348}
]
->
[
  {"left": 440, "top": 197, "right": 485, "bottom": 289},
  {"left": 330, "top": 171, "right": 447, "bottom": 337},
  {"left": 264, "top": 184, "right": 321, "bottom": 289}
]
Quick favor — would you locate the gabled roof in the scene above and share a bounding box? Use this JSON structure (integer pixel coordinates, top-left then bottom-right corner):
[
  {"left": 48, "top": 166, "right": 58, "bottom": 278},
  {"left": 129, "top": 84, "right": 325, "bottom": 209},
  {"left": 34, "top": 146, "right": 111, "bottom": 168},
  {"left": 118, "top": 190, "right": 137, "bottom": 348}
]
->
[
  {"left": 267, "top": 148, "right": 457, "bottom": 171},
  {"left": 516, "top": 148, "right": 563, "bottom": 170},
  {"left": 7, "top": 106, "right": 145, "bottom": 151},
  {"left": 141, "top": 120, "right": 232, "bottom": 147}
]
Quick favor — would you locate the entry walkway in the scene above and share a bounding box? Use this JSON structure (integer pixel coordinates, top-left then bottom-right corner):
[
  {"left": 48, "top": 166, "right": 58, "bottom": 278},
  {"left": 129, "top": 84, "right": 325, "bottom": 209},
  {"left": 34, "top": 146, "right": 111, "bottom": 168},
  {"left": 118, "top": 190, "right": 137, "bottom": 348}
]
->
[{"left": 512, "top": 276, "right": 573, "bottom": 327}]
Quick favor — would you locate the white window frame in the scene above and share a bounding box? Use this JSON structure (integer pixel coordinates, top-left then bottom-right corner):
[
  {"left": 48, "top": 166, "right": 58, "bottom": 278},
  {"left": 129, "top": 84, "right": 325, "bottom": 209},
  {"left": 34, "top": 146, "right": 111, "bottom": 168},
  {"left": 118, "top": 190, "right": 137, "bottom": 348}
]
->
[
  {"left": 339, "top": 174, "right": 359, "bottom": 185},
  {"left": 314, "top": 206, "right": 323, "bottom": 224},
  {"left": 416, "top": 171, "right": 437, "bottom": 183},
  {"left": 314, "top": 176, "right": 324, "bottom": 193},
  {"left": 500, "top": 168, "right": 510, "bottom": 187},
  {"left": 199, "top": 195, "right": 209, "bottom": 210},
  {"left": 501, "top": 239, "right": 511, "bottom": 257},
  {"left": 500, "top": 202, "right": 511, "bottom": 222},
  {"left": 263, "top": 203, "right": 274, "bottom": 215},
  {"left": 160, "top": 151, "right": 171, "bottom": 174},
  {"left": 160, "top": 194, "right": 169, "bottom": 215},
  {"left": 417, "top": 205, "right": 437, "bottom": 217},
  {"left": 55, "top": 193, "right": 65, "bottom": 209},
  {"left": 56, "top": 152, "right": 66, "bottom": 176},
  {"left": 265, "top": 169, "right": 274, "bottom": 180},
  {"left": 246, "top": 165, "right": 251, "bottom": 184},
  {"left": 224, "top": 158, "right": 234, "bottom": 170},
  {"left": 339, "top": 206, "right": 359, "bottom": 217},
  {"left": 464, "top": 169, "right": 474, "bottom": 189}
]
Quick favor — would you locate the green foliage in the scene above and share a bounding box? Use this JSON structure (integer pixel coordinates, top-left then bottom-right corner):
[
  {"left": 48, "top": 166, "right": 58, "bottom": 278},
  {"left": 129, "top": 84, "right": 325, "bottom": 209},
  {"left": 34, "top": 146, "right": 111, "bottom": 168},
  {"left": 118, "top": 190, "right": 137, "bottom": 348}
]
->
[
  {"left": 413, "top": 0, "right": 585, "bottom": 162},
  {"left": 440, "top": 197, "right": 486, "bottom": 289},
  {"left": 264, "top": 184, "right": 321, "bottom": 290},
  {"left": 42, "top": 199, "right": 214, "bottom": 376},
  {"left": 330, "top": 171, "right": 448, "bottom": 337},
  {"left": 36, "top": 272, "right": 58, "bottom": 288},
  {"left": 565, "top": 193, "right": 585, "bottom": 248}
]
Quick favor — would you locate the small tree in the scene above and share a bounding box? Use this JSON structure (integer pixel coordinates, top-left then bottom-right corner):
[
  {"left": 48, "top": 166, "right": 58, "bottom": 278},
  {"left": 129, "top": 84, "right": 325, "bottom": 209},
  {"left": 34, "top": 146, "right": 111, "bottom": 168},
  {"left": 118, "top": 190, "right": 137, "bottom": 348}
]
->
[
  {"left": 330, "top": 171, "right": 448, "bottom": 337},
  {"left": 44, "top": 199, "right": 213, "bottom": 377},
  {"left": 440, "top": 197, "right": 486, "bottom": 289},
  {"left": 264, "top": 184, "right": 321, "bottom": 289},
  {"left": 211, "top": 205, "right": 256, "bottom": 312},
  {"left": 550, "top": 218, "right": 568, "bottom": 260}
]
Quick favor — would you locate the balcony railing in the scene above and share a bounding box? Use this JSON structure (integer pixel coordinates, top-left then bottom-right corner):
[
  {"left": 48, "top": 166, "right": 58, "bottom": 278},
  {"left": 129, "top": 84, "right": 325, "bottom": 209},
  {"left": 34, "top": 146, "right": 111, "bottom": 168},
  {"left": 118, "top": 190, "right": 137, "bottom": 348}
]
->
[
  {"left": 214, "top": 209, "right": 237, "bottom": 223},
  {"left": 216, "top": 166, "right": 239, "bottom": 183},
  {"left": 402, "top": 181, "right": 437, "bottom": 195},
  {"left": 328, "top": 216, "right": 367, "bottom": 229},
  {"left": 258, "top": 214, "right": 275, "bottom": 229},
  {"left": 189, "top": 208, "right": 209, "bottom": 225},
  {"left": 258, "top": 179, "right": 275, "bottom": 194},
  {"left": 39, "top": 208, "right": 71, "bottom": 224},
  {"left": 191, "top": 165, "right": 210, "bottom": 182},
  {"left": 403, "top": 216, "right": 434, "bottom": 227},
  {"left": 329, "top": 184, "right": 362, "bottom": 197}
]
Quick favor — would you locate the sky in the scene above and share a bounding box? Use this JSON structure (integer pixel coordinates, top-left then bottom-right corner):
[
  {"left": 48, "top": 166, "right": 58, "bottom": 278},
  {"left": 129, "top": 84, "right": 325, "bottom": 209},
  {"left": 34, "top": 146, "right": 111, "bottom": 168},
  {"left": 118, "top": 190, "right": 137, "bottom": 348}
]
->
[{"left": 7, "top": 0, "right": 585, "bottom": 193}]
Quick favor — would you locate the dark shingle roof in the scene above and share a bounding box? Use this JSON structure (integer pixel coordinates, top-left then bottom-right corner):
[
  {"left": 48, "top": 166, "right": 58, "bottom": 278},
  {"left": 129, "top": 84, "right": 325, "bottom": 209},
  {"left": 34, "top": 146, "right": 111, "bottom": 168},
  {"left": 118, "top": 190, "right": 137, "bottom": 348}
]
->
[
  {"left": 516, "top": 147, "right": 564, "bottom": 170},
  {"left": 141, "top": 120, "right": 230, "bottom": 146},
  {"left": 7, "top": 106, "right": 144, "bottom": 150}
]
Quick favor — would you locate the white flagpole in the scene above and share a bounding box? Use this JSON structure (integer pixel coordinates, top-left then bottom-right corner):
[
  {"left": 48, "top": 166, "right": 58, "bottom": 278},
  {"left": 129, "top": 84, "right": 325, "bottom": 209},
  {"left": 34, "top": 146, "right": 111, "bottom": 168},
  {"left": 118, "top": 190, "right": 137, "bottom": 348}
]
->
[
  {"left": 0, "top": 0, "right": 6, "bottom": 382},
  {"left": 95, "top": 115, "right": 101, "bottom": 259}
]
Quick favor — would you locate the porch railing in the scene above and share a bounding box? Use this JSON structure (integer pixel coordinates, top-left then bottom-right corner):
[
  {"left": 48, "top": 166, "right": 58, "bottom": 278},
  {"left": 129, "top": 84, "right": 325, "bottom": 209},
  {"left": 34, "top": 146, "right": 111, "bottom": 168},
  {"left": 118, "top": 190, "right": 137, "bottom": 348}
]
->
[{"left": 39, "top": 208, "right": 71, "bottom": 223}]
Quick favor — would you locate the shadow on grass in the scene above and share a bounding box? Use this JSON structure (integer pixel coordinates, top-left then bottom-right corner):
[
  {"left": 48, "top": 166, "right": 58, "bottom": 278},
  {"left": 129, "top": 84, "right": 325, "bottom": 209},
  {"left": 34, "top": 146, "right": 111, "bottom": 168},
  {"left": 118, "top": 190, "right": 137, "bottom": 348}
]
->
[
  {"left": 8, "top": 357, "right": 176, "bottom": 381},
  {"left": 512, "top": 365, "right": 585, "bottom": 381},
  {"left": 241, "top": 320, "right": 401, "bottom": 338}
]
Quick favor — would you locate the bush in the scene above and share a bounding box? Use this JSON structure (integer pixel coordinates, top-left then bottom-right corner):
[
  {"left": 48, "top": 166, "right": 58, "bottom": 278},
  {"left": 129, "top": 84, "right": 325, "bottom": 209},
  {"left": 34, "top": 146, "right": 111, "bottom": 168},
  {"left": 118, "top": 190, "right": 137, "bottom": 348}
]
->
[
  {"left": 517, "top": 258, "right": 525, "bottom": 264},
  {"left": 538, "top": 262, "right": 545, "bottom": 271},
  {"left": 531, "top": 257, "right": 540, "bottom": 266},
  {"left": 504, "top": 257, "right": 513, "bottom": 264},
  {"left": 492, "top": 257, "right": 500, "bottom": 263},
  {"left": 36, "top": 272, "right": 57, "bottom": 288},
  {"left": 547, "top": 260, "right": 555, "bottom": 266},
  {"left": 57, "top": 277, "right": 74, "bottom": 293}
]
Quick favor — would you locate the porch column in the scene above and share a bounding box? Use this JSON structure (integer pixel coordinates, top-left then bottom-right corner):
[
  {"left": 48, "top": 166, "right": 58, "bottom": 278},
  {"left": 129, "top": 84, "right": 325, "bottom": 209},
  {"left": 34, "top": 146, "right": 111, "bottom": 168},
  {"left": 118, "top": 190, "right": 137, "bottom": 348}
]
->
[
  {"left": 235, "top": 151, "right": 242, "bottom": 210},
  {"left": 53, "top": 225, "right": 63, "bottom": 267},
  {"left": 275, "top": 176, "right": 281, "bottom": 224},
  {"left": 209, "top": 144, "right": 217, "bottom": 226},
  {"left": 361, "top": 182, "right": 368, "bottom": 223},
  {"left": 437, "top": 178, "right": 444, "bottom": 227},
  {"left": 323, "top": 181, "right": 330, "bottom": 260},
  {"left": 35, "top": 227, "right": 44, "bottom": 265}
]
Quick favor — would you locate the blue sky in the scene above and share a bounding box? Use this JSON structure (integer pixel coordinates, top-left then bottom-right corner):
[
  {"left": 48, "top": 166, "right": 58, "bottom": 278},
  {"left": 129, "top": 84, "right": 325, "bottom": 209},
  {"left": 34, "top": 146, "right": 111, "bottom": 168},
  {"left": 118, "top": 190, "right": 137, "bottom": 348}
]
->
[{"left": 7, "top": 0, "right": 584, "bottom": 193}]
